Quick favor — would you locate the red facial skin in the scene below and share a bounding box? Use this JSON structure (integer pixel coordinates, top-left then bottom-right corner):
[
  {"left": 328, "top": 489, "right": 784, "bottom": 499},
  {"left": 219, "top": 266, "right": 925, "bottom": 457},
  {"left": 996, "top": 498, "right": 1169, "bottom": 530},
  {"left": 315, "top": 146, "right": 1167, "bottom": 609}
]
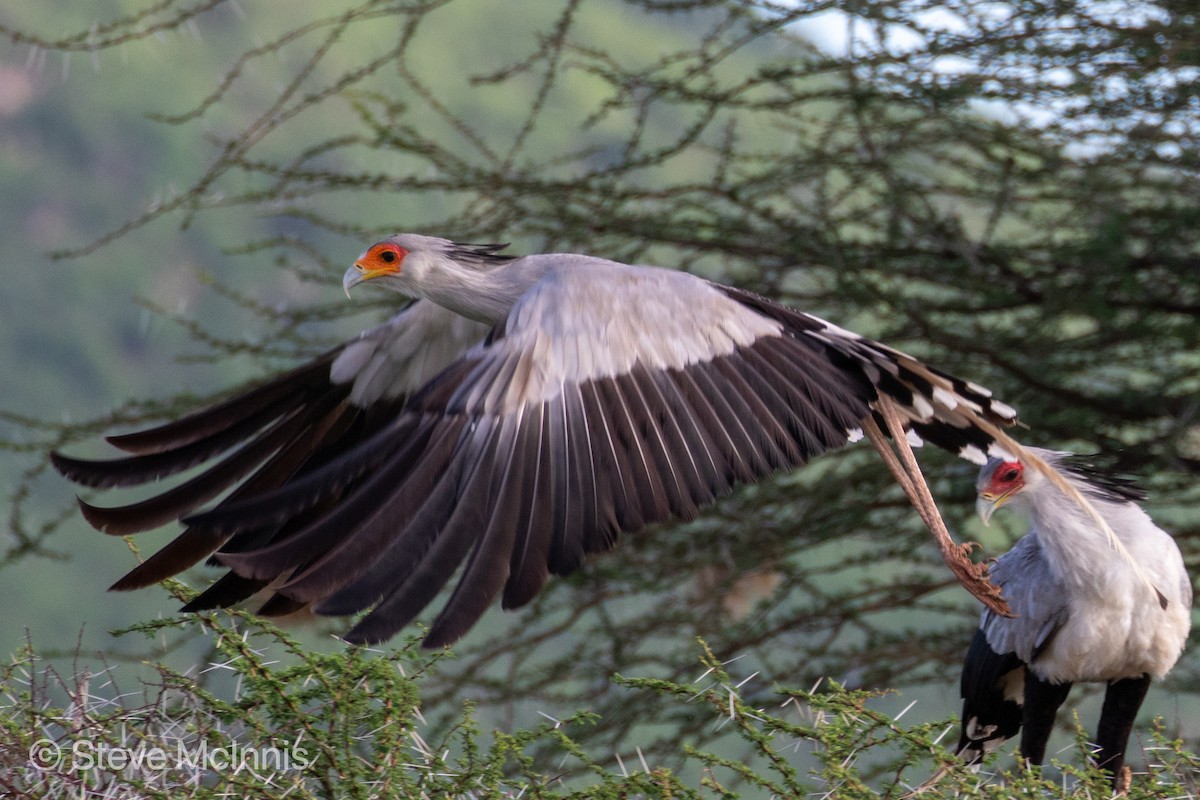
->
[
  {"left": 984, "top": 461, "right": 1025, "bottom": 500},
  {"left": 355, "top": 242, "right": 407, "bottom": 275}
]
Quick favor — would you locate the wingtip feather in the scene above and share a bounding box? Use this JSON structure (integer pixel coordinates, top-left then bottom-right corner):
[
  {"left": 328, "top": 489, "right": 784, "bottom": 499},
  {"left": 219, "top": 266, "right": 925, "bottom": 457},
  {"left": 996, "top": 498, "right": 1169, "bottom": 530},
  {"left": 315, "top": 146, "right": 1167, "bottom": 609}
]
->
[{"left": 213, "top": 550, "right": 283, "bottom": 582}]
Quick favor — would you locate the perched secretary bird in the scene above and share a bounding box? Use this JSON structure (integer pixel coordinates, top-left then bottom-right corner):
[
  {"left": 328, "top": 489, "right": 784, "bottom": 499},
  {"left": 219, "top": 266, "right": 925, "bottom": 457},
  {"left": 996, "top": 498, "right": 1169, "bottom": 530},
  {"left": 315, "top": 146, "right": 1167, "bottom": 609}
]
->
[
  {"left": 958, "top": 449, "right": 1191, "bottom": 785},
  {"left": 53, "top": 234, "right": 1104, "bottom": 647}
]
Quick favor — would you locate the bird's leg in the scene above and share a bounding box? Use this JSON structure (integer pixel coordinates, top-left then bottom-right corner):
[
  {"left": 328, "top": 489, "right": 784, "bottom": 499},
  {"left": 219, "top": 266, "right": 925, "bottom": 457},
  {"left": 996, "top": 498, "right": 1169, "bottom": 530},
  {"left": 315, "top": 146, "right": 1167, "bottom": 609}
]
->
[
  {"left": 863, "top": 399, "right": 1011, "bottom": 617},
  {"left": 1019, "top": 669, "right": 1073, "bottom": 767},
  {"left": 1094, "top": 674, "right": 1151, "bottom": 786},
  {"left": 1114, "top": 766, "right": 1132, "bottom": 796}
]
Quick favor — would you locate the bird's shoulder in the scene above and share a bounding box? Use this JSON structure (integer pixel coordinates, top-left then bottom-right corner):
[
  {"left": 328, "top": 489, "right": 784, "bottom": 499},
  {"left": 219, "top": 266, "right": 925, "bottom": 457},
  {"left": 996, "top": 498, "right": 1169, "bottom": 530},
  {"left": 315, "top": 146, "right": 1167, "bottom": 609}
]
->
[
  {"left": 986, "top": 531, "right": 1044, "bottom": 587},
  {"left": 511, "top": 257, "right": 783, "bottom": 342},
  {"left": 484, "top": 259, "right": 787, "bottom": 384},
  {"left": 982, "top": 531, "right": 1070, "bottom": 654},
  {"left": 330, "top": 299, "right": 492, "bottom": 406}
]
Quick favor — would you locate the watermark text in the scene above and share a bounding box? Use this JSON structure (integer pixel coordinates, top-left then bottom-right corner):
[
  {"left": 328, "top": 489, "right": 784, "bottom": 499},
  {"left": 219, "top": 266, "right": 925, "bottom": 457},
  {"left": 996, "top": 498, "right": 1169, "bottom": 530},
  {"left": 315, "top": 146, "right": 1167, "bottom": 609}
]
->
[{"left": 29, "top": 736, "right": 314, "bottom": 777}]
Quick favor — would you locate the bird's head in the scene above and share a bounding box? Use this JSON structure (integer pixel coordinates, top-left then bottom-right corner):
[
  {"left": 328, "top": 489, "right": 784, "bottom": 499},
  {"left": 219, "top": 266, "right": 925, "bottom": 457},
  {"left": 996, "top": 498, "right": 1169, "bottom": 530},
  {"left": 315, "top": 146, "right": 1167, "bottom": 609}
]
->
[
  {"left": 975, "top": 457, "right": 1027, "bottom": 525},
  {"left": 344, "top": 239, "right": 412, "bottom": 297},
  {"left": 343, "top": 234, "right": 514, "bottom": 304}
]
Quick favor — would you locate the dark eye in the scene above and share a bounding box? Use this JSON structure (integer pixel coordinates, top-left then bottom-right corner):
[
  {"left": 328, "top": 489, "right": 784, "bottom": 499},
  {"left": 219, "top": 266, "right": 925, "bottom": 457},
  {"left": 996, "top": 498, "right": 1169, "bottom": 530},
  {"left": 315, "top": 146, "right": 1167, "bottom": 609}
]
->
[
  {"left": 1001, "top": 468, "right": 1020, "bottom": 482},
  {"left": 379, "top": 249, "right": 398, "bottom": 263}
]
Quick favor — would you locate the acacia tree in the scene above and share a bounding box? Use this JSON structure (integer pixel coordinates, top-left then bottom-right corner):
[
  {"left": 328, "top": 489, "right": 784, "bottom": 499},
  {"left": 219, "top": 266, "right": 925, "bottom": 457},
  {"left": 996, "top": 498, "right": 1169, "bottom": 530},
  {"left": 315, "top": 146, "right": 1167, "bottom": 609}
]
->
[{"left": 3, "top": 0, "right": 1198, "bottom": 793}]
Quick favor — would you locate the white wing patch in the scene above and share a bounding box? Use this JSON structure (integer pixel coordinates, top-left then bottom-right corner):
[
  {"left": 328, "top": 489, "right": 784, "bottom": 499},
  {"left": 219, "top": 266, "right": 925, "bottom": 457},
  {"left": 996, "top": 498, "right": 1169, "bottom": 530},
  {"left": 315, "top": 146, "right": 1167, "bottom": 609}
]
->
[
  {"left": 933, "top": 386, "right": 961, "bottom": 410},
  {"left": 487, "top": 263, "right": 785, "bottom": 410},
  {"left": 988, "top": 400, "right": 1017, "bottom": 420},
  {"left": 987, "top": 443, "right": 1017, "bottom": 462},
  {"left": 959, "top": 444, "right": 988, "bottom": 465}
]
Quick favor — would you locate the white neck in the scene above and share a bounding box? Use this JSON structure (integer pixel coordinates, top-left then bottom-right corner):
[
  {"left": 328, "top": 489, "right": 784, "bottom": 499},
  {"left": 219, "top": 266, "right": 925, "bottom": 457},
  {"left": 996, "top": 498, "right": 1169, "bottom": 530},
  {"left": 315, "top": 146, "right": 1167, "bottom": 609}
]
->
[
  {"left": 408, "top": 252, "right": 549, "bottom": 325},
  {"left": 1021, "top": 481, "right": 1132, "bottom": 594},
  {"left": 1017, "top": 448, "right": 1176, "bottom": 613}
]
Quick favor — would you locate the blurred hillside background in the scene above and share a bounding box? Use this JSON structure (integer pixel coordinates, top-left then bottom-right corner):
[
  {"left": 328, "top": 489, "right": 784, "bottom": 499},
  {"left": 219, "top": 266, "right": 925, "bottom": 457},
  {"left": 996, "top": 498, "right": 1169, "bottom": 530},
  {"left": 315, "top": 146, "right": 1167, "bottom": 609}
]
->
[{"left": 1, "top": 0, "right": 1198, "bottom": 794}]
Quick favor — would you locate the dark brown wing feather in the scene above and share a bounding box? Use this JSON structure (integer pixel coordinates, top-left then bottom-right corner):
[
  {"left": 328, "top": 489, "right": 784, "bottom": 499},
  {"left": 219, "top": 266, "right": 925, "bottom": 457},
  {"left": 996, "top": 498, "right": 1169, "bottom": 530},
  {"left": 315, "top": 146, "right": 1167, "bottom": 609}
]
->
[
  {"left": 183, "top": 326, "right": 873, "bottom": 646},
  {"left": 105, "top": 354, "right": 341, "bottom": 455}
]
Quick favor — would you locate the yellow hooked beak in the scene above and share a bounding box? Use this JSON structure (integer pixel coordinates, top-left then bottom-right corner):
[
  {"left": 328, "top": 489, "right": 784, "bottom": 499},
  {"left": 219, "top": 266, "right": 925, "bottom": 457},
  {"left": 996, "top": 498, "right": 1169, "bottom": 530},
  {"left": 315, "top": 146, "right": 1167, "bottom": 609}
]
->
[
  {"left": 975, "top": 492, "right": 1011, "bottom": 526},
  {"left": 342, "top": 260, "right": 396, "bottom": 297}
]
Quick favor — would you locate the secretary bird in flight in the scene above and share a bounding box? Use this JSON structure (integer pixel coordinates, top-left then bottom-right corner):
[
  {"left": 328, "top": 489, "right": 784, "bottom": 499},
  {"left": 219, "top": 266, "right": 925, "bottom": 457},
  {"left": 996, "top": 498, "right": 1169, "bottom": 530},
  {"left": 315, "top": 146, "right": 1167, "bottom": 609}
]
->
[
  {"left": 957, "top": 449, "right": 1190, "bottom": 788},
  {"left": 52, "top": 234, "right": 1137, "bottom": 647}
]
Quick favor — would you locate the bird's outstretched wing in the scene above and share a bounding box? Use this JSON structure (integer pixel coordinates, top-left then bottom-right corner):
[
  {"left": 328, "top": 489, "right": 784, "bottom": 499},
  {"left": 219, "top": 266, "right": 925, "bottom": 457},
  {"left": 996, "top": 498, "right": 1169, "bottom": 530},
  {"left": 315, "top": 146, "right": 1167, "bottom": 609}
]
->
[
  {"left": 54, "top": 264, "right": 1018, "bottom": 647},
  {"left": 50, "top": 300, "right": 489, "bottom": 609}
]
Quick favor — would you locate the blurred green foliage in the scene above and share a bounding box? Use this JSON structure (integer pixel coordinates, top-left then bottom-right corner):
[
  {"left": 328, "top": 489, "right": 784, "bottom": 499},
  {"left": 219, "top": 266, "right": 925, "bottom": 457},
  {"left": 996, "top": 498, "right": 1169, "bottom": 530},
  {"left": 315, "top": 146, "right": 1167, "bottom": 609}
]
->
[{"left": 5, "top": 612, "right": 1197, "bottom": 797}]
